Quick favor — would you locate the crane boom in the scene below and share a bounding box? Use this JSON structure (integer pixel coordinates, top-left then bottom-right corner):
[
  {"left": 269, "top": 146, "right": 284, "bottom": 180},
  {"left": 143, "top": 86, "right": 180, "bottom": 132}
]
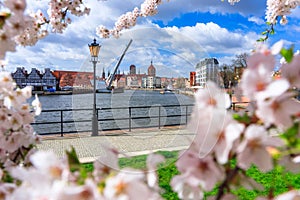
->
[{"left": 106, "top": 39, "right": 133, "bottom": 90}]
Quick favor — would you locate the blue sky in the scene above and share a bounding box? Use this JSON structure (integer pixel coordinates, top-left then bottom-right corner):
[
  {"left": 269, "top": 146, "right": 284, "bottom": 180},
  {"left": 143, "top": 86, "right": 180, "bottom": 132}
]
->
[{"left": 4, "top": 0, "right": 300, "bottom": 78}]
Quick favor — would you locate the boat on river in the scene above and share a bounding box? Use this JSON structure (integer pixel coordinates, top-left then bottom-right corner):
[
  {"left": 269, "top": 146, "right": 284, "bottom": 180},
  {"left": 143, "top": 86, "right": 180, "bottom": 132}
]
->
[
  {"left": 96, "top": 85, "right": 124, "bottom": 94},
  {"left": 160, "top": 89, "right": 173, "bottom": 94},
  {"left": 160, "top": 84, "right": 174, "bottom": 94}
]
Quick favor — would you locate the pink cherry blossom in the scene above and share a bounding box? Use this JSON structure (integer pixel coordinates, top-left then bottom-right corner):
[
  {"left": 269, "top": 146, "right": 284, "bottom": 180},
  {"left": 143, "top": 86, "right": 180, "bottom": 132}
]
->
[
  {"left": 171, "top": 171, "right": 204, "bottom": 200},
  {"left": 55, "top": 179, "right": 103, "bottom": 200},
  {"left": 256, "top": 91, "right": 300, "bottom": 129},
  {"left": 103, "top": 169, "right": 156, "bottom": 200},
  {"left": 4, "top": 0, "right": 26, "bottom": 14},
  {"left": 0, "top": 183, "right": 16, "bottom": 199},
  {"left": 281, "top": 53, "right": 300, "bottom": 88},
  {"left": 266, "top": 0, "right": 300, "bottom": 24},
  {"left": 228, "top": 0, "right": 241, "bottom": 5},
  {"left": 275, "top": 190, "right": 300, "bottom": 200},
  {"left": 176, "top": 148, "right": 224, "bottom": 191},
  {"left": 29, "top": 151, "right": 69, "bottom": 180},
  {"left": 188, "top": 81, "right": 232, "bottom": 159},
  {"left": 194, "top": 81, "right": 231, "bottom": 110},
  {"left": 279, "top": 155, "right": 300, "bottom": 173},
  {"left": 241, "top": 67, "right": 273, "bottom": 100},
  {"left": 213, "top": 117, "right": 245, "bottom": 164},
  {"left": 237, "top": 124, "right": 283, "bottom": 172},
  {"left": 0, "top": 72, "right": 16, "bottom": 93}
]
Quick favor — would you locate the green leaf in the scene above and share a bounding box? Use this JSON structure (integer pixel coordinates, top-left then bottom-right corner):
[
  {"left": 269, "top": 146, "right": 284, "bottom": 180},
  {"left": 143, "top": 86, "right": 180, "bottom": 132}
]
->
[
  {"left": 0, "top": 12, "right": 11, "bottom": 29},
  {"left": 257, "top": 38, "right": 265, "bottom": 42},
  {"left": 280, "top": 46, "right": 294, "bottom": 63},
  {"left": 280, "top": 122, "right": 299, "bottom": 147},
  {"left": 66, "top": 146, "right": 81, "bottom": 172},
  {"left": 233, "top": 113, "right": 251, "bottom": 124}
]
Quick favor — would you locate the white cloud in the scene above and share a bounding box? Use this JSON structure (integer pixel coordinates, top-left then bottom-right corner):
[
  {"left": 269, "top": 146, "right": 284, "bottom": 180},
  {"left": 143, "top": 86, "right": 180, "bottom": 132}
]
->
[
  {"left": 248, "top": 16, "right": 265, "bottom": 25},
  {"left": 5, "top": 0, "right": 298, "bottom": 78},
  {"left": 167, "top": 22, "right": 258, "bottom": 55}
]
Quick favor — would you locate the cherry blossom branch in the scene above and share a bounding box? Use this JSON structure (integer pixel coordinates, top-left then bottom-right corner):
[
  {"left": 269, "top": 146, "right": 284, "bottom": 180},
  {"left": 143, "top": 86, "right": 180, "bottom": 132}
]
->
[
  {"left": 266, "top": 0, "right": 300, "bottom": 25},
  {"left": 215, "top": 165, "right": 240, "bottom": 200},
  {"left": 0, "top": 0, "right": 90, "bottom": 59},
  {"left": 96, "top": 0, "right": 164, "bottom": 38},
  {"left": 257, "top": 23, "right": 274, "bottom": 42}
]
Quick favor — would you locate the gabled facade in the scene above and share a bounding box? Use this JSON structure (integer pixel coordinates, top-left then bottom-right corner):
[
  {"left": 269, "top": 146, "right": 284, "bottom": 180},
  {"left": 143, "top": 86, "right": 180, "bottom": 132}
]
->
[
  {"left": 26, "top": 68, "right": 43, "bottom": 90},
  {"left": 42, "top": 68, "right": 56, "bottom": 90},
  {"left": 12, "top": 67, "right": 27, "bottom": 88}
]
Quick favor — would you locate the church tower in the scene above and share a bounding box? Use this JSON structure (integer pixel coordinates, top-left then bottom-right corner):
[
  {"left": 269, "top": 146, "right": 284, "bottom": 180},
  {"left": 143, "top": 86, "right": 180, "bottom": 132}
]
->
[
  {"left": 147, "top": 61, "right": 156, "bottom": 77},
  {"left": 130, "top": 64, "right": 136, "bottom": 75}
]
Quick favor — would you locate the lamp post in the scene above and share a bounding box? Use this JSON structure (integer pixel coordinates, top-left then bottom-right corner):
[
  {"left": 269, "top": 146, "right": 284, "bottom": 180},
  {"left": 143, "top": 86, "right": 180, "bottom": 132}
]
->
[{"left": 88, "top": 38, "right": 101, "bottom": 136}]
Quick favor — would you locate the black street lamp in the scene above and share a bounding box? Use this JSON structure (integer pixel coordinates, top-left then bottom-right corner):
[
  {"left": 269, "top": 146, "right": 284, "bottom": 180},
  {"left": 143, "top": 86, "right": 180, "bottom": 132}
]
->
[{"left": 88, "top": 38, "right": 101, "bottom": 136}]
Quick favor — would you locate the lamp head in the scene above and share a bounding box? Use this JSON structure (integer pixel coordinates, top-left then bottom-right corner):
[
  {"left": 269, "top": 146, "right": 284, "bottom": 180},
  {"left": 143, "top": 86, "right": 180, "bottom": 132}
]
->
[{"left": 88, "top": 38, "right": 101, "bottom": 58}]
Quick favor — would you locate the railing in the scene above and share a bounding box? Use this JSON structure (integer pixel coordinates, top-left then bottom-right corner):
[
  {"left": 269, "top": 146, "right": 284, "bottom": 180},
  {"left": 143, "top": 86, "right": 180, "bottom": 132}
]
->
[
  {"left": 31, "top": 104, "right": 194, "bottom": 137},
  {"left": 31, "top": 102, "right": 249, "bottom": 137}
]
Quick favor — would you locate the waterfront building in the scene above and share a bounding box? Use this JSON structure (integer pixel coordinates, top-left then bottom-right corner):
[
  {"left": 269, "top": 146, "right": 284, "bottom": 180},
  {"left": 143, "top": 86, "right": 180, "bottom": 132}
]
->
[
  {"left": 12, "top": 67, "right": 27, "bottom": 88},
  {"left": 116, "top": 76, "right": 126, "bottom": 88},
  {"left": 142, "top": 76, "right": 147, "bottom": 88},
  {"left": 26, "top": 68, "right": 43, "bottom": 91},
  {"left": 144, "top": 61, "right": 161, "bottom": 88},
  {"left": 126, "top": 75, "right": 139, "bottom": 88},
  {"left": 42, "top": 68, "right": 57, "bottom": 90},
  {"left": 155, "top": 77, "right": 161, "bottom": 88},
  {"left": 147, "top": 76, "right": 155, "bottom": 89},
  {"left": 52, "top": 70, "right": 94, "bottom": 89},
  {"left": 195, "top": 58, "right": 219, "bottom": 88},
  {"left": 12, "top": 67, "right": 57, "bottom": 90}
]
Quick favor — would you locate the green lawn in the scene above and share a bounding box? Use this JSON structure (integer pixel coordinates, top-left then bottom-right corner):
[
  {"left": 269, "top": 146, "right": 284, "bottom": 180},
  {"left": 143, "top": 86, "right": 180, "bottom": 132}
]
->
[{"left": 82, "top": 151, "right": 300, "bottom": 199}]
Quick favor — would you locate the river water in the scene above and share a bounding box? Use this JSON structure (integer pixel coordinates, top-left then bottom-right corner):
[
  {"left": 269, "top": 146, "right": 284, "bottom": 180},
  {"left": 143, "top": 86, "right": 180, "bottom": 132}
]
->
[{"left": 29, "top": 90, "right": 195, "bottom": 135}]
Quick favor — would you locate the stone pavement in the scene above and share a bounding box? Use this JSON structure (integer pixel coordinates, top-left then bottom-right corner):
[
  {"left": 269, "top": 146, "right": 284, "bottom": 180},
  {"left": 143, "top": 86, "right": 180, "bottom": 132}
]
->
[{"left": 37, "top": 127, "right": 196, "bottom": 163}]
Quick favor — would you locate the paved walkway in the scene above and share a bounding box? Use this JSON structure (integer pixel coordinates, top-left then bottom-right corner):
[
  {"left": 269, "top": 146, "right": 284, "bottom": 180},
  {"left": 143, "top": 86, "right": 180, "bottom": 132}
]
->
[{"left": 37, "top": 127, "right": 196, "bottom": 163}]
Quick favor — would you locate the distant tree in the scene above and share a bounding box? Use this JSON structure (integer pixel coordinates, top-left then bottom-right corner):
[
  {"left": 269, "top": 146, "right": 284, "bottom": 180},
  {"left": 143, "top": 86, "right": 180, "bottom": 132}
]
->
[
  {"left": 162, "top": 79, "right": 171, "bottom": 89},
  {"left": 219, "top": 64, "right": 234, "bottom": 89},
  {"left": 175, "top": 77, "right": 186, "bottom": 89},
  {"left": 232, "top": 53, "right": 248, "bottom": 68},
  {"left": 231, "top": 53, "right": 249, "bottom": 86}
]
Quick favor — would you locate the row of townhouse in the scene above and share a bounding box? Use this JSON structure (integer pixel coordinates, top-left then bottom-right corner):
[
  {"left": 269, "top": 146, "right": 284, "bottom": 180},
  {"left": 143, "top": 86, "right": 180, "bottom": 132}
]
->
[
  {"left": 12, "top": 67, "right": 95, "bottom": 91},
  {"left": 12, "top": 67, "right": 57, "bottom": 91}
]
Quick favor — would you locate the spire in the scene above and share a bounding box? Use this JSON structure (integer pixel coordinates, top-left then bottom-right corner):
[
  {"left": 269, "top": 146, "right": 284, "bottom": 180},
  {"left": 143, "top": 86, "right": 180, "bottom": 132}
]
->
[{"left": 102, "top": 67, "right": 105, "bottom": 79}]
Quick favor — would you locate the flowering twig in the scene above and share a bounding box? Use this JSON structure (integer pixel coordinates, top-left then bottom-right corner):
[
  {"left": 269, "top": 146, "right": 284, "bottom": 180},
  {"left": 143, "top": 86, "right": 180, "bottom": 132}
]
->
[{"left": 215, "top": 165, "right": 240, "bottom": 200}]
